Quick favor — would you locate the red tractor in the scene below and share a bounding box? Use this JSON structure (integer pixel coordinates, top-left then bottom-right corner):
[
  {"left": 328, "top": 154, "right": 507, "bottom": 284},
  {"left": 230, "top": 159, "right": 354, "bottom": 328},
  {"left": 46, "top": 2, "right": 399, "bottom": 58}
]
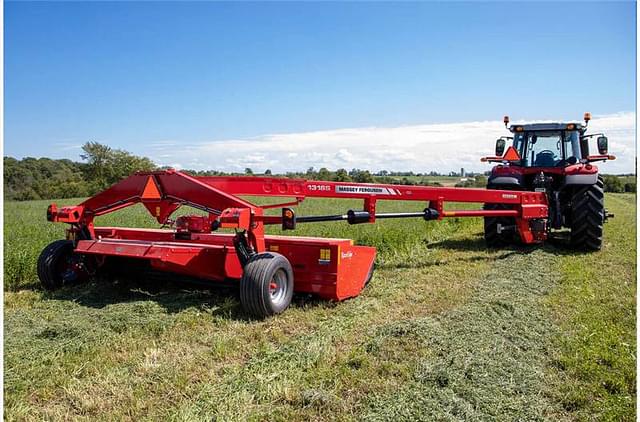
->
[{"left": 482, "top": 112, "right": 614, "bottom": 251}]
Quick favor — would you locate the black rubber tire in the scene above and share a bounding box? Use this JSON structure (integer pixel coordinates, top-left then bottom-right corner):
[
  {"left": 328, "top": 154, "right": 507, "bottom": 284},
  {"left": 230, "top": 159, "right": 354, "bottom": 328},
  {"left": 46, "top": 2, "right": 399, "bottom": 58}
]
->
[
  {"left": 483, "top": 185, "right": 517, "bottom": 248},
  {"left": 570, "top": 177, "right": 605, "bottom": 251},
  {"left": 483, "top": 203, "right": 516, "bottom": 248},
  {"left": 364, "top": 263, "right": 375, "bottom": 286},
  {"left": 239, "top": 252, "right": 294, "bottom": 318},
  {"left": 37, "top": 240, "right": 75, "bottom": 290}
]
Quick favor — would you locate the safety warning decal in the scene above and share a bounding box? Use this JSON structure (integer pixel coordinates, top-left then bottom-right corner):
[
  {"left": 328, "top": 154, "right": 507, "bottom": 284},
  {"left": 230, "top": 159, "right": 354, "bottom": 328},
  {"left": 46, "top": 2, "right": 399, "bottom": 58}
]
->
[{"left": 336, "top": 185, "right": 401, "bottom": 195}]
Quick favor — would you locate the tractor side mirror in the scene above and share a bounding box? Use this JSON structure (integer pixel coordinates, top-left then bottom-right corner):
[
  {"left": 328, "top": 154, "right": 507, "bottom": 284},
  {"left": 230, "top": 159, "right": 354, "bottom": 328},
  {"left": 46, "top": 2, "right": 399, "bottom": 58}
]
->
[
  {"left": 597, "top": 136, "right": 608, "bottom": 155},
  {"left": 495, "top": 139, "right": 506, "bottom": 156}
]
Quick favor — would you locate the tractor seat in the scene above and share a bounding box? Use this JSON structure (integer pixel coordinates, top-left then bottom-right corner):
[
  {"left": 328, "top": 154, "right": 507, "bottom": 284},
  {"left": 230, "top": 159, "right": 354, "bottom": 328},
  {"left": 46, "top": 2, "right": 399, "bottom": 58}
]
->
[{"left": 534, "top": 152, "right": 556, "bottom": 167}]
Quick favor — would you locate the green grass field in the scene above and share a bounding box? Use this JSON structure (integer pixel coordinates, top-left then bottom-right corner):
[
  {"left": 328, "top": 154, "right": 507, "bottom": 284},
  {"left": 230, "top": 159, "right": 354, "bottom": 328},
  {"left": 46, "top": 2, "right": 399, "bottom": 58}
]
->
[{"left": 4, "top": 194, "right": 636, "bottom": 421}]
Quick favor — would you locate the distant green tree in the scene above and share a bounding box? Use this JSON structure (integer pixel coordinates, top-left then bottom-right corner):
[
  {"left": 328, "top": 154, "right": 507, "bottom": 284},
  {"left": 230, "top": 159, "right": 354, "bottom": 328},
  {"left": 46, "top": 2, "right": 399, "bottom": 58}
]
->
[
  {"left": 603, "top": 175, "right": 624, "bottom": 193},
  {"left": 317, "top": 167, "right": 331, "bottom": 181},
  {"left": 80, "top": 141, "right": 155, "bottom": 191},
  {"left": 352, "top": 170, "right": 374, "bottom": 183},
  {"left": 80, "top": 142, "right": 112, "bottom": 187},
  {"left": 4, "top": 156, "right": 90, "bottom": 200},
  {"left": 244, "top": 168, "right": 253, "bottom": 175},
  {"left": 4, "top": 142, "right": 156, "bottom": 200},
  {"left": 624, "top": 182, "right": 636, "bottom": 193},
  {"left": 333, "top": 168, "right": 351, "bottom": 182},
  {"left": 264, "top": 169, "right": 272, "bottom": 175},
  {"left": 110, "top": 150, "right": 155, "bottom": 181},
  {"left": 305, "top": 167, "right": 317, "bottom": 180}
]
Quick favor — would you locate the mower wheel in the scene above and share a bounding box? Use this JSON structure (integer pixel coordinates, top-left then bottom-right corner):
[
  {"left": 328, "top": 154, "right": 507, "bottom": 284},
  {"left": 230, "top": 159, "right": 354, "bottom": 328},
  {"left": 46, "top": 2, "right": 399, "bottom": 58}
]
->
[
  {"left": 37, "top": 240, "right": 89, "bottom": 290},
  {"left": 483, "top": 202, "right": 516, "bottom": 248},
  {"left": 570, "top": 177, "right": 605, "bottom": 251},
  {"left": 239, "top": 252, "right": 294, "bottom": 318},
  {"left": 364, "top": 263, "right": 375, "bottom": 286}
]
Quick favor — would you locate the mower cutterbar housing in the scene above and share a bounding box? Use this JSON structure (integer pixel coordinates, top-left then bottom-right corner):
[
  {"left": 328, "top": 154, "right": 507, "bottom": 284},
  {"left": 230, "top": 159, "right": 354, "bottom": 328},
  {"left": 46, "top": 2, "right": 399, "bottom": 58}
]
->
[
  {"left": 42, "top": 169, "right": 548, "bottom": 317},
  {"left": 76, "top": 228, "right": 375, "bottom": 301}
]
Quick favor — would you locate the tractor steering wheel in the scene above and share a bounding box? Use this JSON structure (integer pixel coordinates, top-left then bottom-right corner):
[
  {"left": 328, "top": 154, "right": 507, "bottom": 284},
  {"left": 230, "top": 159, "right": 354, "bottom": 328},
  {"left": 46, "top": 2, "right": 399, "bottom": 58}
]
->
[{"left": 534, "top": 150, "right": 556, "bottom": 167}]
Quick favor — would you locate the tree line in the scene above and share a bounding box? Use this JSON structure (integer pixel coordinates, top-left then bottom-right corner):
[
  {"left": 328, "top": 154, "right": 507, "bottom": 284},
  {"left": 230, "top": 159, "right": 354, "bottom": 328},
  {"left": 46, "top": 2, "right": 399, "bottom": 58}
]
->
[
  {"left": 4, "top": 142, "right": 155, "bottom": 200},
  {"left": 3, "top": 142, "right": 636, "bottom": 201},
  {"left": 603, "top": 175, "right": 636, "bottom": 193}
]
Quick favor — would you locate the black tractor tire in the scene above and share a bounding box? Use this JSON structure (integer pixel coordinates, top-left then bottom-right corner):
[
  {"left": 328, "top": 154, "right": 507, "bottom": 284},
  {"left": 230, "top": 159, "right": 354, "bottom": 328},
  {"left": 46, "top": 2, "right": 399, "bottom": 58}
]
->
[
  {"left": 483, "top": 203, "right": 516, "bottom": 248},
  {"left": 37, "top": 240, "right": 76, "bottom": 290},
  {"left": 569, "top": 177, "right": 605, "bottom": 251},
  {"left": 483, "top": 184, "right": 518, "bottom": 248},
  {"left": 239, "top": 252, "right": 294, "bottom": 318}
]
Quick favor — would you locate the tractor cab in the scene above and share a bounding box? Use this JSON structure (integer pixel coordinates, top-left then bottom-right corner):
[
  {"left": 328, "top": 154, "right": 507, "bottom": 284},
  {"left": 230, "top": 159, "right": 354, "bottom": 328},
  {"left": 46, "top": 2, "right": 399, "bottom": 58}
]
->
[
  {"left": 488, "top": 113, "right": 614, "bottom": 171},
  {"left": 509, "top": 123, "right": 585, "bottom": 168}
]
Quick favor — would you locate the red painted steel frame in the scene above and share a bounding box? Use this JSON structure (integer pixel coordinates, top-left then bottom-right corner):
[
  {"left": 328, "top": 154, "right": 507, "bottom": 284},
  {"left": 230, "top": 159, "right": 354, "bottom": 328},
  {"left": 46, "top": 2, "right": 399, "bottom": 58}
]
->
[
  {"left": 47, "top": 170, "right": 548, "bottom": 300},
  {"left": 197, "top": 175, "right": 548, "bottom": 243},
  {"left": 49, "top": 170, "right": 548, "bottom": 246},
  {"left": 77, "top": 227, "right": 376, "bottom": 301}
]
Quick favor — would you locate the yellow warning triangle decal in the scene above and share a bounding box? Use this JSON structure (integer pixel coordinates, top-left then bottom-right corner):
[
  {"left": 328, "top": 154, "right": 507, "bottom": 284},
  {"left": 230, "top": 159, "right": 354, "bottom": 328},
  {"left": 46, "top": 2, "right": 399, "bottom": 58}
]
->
[{"left": 141, "top": 176, "right": 161, "bottom": 200}]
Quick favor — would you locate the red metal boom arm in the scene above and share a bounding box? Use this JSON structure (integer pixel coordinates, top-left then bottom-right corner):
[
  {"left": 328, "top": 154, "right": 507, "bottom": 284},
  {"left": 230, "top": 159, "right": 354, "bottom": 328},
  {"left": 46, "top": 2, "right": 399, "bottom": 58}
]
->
[{"left": 47, "top": 170, "right": 549, "bottom": 252}]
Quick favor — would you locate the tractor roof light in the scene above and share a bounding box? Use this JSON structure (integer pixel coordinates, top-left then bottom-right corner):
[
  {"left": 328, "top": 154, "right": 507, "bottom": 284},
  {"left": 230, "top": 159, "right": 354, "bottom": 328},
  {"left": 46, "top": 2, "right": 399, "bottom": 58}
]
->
[
  {"left": 503, "top": 115, "right": 510, "bottom": 127},
  {"left": 584, "top": 112, "right": 591, "bottom": 124}
]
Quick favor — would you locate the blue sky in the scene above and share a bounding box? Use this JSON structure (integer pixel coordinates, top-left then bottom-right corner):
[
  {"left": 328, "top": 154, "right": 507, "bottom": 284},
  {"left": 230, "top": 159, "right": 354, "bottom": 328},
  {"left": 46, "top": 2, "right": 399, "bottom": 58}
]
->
[{"left": 4, "top": 1, "right": 636, "bottom": 173}]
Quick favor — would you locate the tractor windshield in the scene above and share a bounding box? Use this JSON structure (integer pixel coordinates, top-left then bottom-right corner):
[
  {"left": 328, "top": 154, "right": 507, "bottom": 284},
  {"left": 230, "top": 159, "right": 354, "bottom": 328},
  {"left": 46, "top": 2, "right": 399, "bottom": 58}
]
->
[{"left": 513, "top": 130, "right": 582, "bottom": 167}]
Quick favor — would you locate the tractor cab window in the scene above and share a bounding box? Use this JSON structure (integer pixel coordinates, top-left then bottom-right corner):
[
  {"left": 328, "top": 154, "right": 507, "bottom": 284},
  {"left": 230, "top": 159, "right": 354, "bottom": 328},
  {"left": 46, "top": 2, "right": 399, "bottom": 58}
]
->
[
  {"left": 524, "top": 132, "right": 562, "bottom": 167},
  {"left": 564, "top": 130, "right": 582, "bottom": 163},
  {"left": 513, "top": 133, "right": 526, "bottom": 154}
]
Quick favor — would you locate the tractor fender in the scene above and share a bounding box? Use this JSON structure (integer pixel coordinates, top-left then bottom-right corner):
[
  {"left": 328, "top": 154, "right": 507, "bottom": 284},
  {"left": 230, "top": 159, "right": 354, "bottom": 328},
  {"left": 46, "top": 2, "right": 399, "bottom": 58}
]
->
[
  {"left": 564, "top": 173, "right": 599, "bottom": 186},
  {"left": 487, "top": 175, "right": 522, "bottom": 188}
]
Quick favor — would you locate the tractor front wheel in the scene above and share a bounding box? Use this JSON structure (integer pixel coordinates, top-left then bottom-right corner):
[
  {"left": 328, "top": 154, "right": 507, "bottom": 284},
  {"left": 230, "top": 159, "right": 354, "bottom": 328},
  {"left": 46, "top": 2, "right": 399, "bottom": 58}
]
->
[
  {"left": 239, "top": 252, "right": 294, "bottom": 318},
  {"left": 37, "top": 240, "right": 91, "bottom": 290},
  {"left": 483, "top": 202, "right": 517, "bottom": 248},
  {"left": 570, "top": 178, "right": 605, "bottom": 251}
]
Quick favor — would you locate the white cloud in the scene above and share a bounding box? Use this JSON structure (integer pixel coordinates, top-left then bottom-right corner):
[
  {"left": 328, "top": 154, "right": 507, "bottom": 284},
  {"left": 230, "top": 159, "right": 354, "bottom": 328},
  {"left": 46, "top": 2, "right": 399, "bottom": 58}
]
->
[
  {"left": 53, "top": 142, "right": 83, "bottom": 151},
  {"left": 144, "top": 112, "right": 635, "bottom": 174}
]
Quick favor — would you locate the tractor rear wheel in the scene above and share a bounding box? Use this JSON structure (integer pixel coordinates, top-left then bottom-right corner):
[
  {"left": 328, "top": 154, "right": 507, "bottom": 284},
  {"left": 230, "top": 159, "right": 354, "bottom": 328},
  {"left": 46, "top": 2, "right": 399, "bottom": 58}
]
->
[
  {"left": 239, "top": 252, "right": 294, "bottom": 318},
  {"left": 570, "top": 177, "right": 605, "bottom": 251},
  {"left": 37, "top": 240, "right": 90, "bottom": 290},
  {"left": 483, "top": 203, "right": 516, "bottom": 248}
]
